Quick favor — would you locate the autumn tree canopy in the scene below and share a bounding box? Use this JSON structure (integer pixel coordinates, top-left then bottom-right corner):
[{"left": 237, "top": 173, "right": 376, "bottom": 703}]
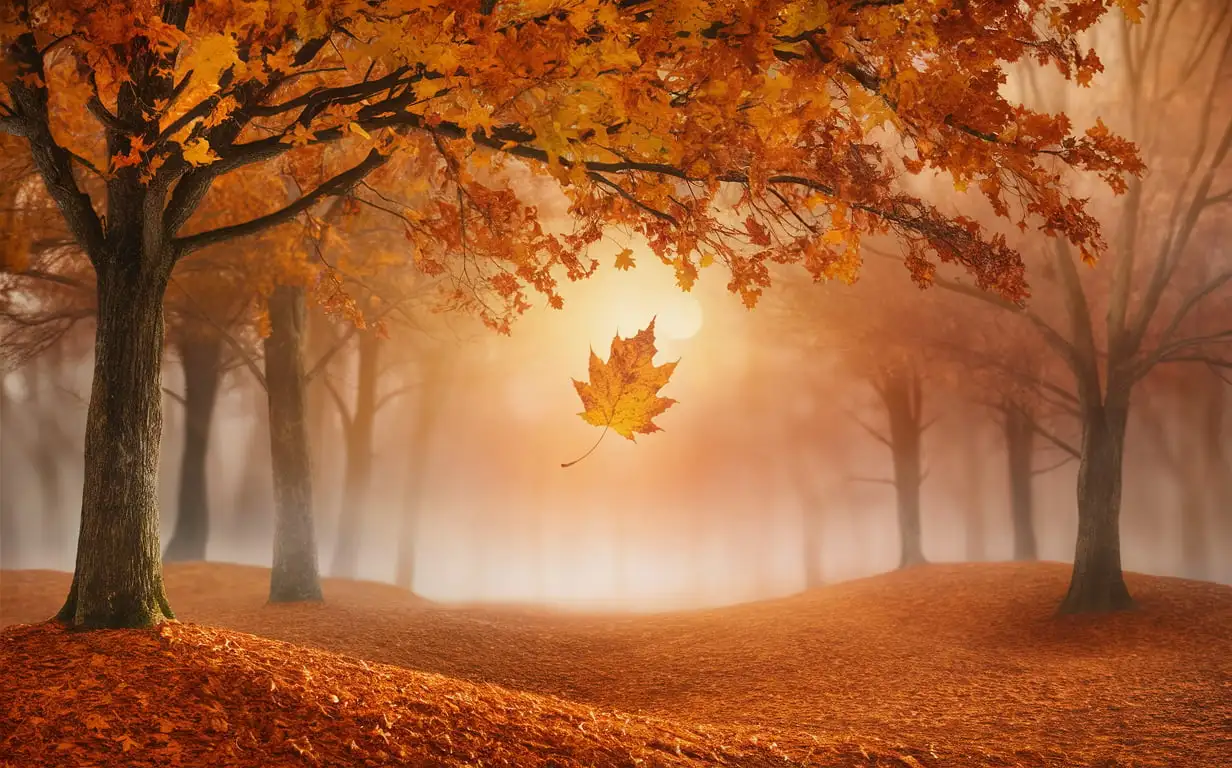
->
[{"left": 1, "top": 0, "right": 1145, "bottom": 629}]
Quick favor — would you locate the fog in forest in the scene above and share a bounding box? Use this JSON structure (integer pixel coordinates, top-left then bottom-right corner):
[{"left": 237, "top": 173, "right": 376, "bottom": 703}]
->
[
  {"left": 2, "top": 6, "right": 1230, "bottom": 614},
  {"left": 4, "top": 239, "right": 1228, "bottom": 611}
]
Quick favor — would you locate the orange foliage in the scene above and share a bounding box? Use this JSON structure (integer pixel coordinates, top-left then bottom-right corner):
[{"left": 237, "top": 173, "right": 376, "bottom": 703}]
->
[{"left": 2, "top": 0, "right": 1145, "bottom": 325}]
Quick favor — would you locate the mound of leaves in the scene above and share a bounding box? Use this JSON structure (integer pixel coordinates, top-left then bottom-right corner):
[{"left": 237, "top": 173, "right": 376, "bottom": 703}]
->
[
  {"left": 4, "top": 562, "right": 1230, "bottom": 766},
  {"left": 0, "top": 621, "right": 945, "bottom": 768}
]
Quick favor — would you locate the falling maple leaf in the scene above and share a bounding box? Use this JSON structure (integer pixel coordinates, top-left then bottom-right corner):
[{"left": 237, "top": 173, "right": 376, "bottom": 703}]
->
[
  {"left": 614, "top": 248, "right": 636, "bottom": 270},
  {"left": 562, "top": 319, "right": 677, "bottom": 467}
]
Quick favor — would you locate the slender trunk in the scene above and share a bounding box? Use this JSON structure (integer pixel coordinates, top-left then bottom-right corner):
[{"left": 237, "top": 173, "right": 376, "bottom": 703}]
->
[
  {"left": 29, "top": 348, "right": 69, "bottom": 555},
  {"left": 799, "top": 488, "right": 825, "bottom": 590},
  {"left": 1199, "top": 372, "right": 1231, "bottom": 577},
  {"left": 1178, "top": 476, "right": 1208, "bottom": 580},
  {"left": 396, "top": 354, "right": 447, "bottom": 591},
  {"left": 1060, "top": 400, "right": 1134, "bottom": 613},
  {"left": 0, "top": 373, "right": 19, "bottom": 569},
  {"left": 1004, "top": 404, "right": 1038, "bottom": 561},
  {"left": 232, "top": 379, "right": 272, "bottom": 546},
  {"left": 881, "top": 370, "right": 927, "bottom": 568},
  {"left": 330, "top": 331, "right": 380, "bottom": 579},
  {"left": 264, "top": 285, "right": 323, "bottom": 603},
  {"left": 163, "top": 332, "right": 223, "bottom": 562},
  {"left": 57, "top": 260, "right": 174, "bottom": 628},
  {"left": 306, "top": 306, "right": 334, "bottom": 462},
  {"left": 960, "top": 421, "right": 986, "bottom": 562}
]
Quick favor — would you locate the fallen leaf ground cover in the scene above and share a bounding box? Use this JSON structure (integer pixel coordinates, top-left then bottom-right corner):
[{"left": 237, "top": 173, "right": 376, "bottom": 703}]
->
[{"left": 2, "top": 562, "right": 1229, "bottom": 766}]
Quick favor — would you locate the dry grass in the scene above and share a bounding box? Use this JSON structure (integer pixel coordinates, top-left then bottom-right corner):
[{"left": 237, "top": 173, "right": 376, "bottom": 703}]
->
[{"left": 2, "top": 561, "right": 1230, "bottom": 766}]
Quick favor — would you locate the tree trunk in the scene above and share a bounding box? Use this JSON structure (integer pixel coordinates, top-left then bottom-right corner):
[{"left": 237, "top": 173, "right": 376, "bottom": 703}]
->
[
  {"left": 794, "top": 451, "right": 825, "bottom": 589},
  {"left": 232, "top": 378, "right": 273, "bottom": 551},
  {"left": 1199, "top": 371, "right": 1231, "bottom": 578},
  {"left": 960, "top": 419, "right": 986, "bottom": 562},
  {"left": 29, "top": 347, "right": 70, "bottom": 556},
  {"left": 163, "top": 331, "right": 223, "bottom": 562},
  {"left": 264, "top": 285, "right": 323, "bottom": 603},
  {"left": 330, "top": 330, "right": 380, "bottom": 579},
  {"left": 0, "top": 373, "right": 19, "bottom": 569},
  {"left": 56, "top": 261, "right": 174, "bottom": 628},
  {"left": 1059, "top": 400, "right": 1134, "bottom": 613},
  {"left": 396, "top": 354, "right": 446, "bottom": 591},
  {"left": 799, "top": 495, "right": 825, "bottom": 590},
  {"left": 881, "top": 369, "right": 927, "bottom": 568},
  {"left": 1004, "top": 404, "right": 1038, "bottom": 561}
]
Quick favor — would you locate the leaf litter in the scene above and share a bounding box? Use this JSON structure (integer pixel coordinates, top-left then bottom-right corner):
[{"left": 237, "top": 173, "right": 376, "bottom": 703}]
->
[{"left": 1, "top": 561, "right": 1229, "bottom": 767}]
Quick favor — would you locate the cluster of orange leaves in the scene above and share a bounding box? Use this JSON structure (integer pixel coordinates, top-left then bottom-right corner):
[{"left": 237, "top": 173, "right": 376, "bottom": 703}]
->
[{"left": 1, "top": 0, "right": 1145, "bottom": 323}]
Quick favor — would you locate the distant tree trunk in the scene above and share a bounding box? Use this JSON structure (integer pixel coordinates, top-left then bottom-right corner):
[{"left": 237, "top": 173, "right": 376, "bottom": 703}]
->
[
  {"left": 56, "top": 260, "right": 174, "bottom": 629},
  {"left": 264, "top": 285, "right": 323, "bottom": 603},
  {"left": 799, "top": 487, "right": 825, "bottom": 590},
  {"left": 960, "top": 418, "right": 986, "bottom": 562},
  {"left": 330, "top": 330, "right": 380, "bottom": 579},
  {"left": 879, "top": 367, "right": 927, "bottom": 568},
  {"left": 0, "top": 373, "right": 19, "bottom": 569},
  {"left": 1177, "top": 378, "right": 1213, "bottom": 580},
  {"left": 306, "top": 306, "right": 334, "bottom": 463},
  {"left": 28, "top": 347, "right": 70, "bottom": 556},
  {"left": 1199, "top": 371, "right": 1231, "bottom": 578},
  {"left": 163, "top": 331, "right": 223, "bottom": 562},
  {"left": 1004, "top": 403, "right": 1038, "bottom": 561},
  {"left": 232, "top": 379, "right": 272, "bottom": 549},
  {"left": 396, "top": 354, "right": 446, "bottom": 591},
  {"left": 1059, "top": 399, "right": 1134, "bottom": 613}
]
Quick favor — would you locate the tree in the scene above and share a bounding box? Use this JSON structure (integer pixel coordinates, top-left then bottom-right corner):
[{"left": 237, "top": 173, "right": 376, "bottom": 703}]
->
[
  {"left": 2, "top": 0, "right": 1143, "bottom": 627},
  {"left": 932, "top": 3, "right": 1232, "bottom": 611}
]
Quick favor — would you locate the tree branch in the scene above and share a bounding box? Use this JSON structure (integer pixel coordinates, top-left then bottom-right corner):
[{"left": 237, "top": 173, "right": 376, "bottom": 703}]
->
[{"left": 172, "top": 149, "right": 389, "bottom": 256}]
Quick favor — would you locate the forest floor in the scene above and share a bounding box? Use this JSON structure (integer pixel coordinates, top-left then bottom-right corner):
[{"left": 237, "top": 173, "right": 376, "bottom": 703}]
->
[{"left": 1, "top": 562, "right": 1229, "bottom": 767}]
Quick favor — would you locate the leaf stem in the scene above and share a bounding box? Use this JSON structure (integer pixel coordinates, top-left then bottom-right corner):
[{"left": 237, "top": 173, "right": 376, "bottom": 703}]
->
[{"left": 561, "top": 425, "right": 610, "bottom": 468}]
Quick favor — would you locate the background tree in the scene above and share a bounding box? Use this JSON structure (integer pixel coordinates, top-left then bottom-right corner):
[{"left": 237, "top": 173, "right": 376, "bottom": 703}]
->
[{"left": 928, "top": 2, "right": 1232, "bottom": 611}]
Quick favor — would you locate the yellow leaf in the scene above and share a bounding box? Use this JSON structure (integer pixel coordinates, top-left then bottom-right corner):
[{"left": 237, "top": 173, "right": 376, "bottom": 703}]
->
[
  {"left": 347, "top": 122, "right": 371, "bottom": 140},
  {"left": 614, "top": 248, "right": 635, "bottom": 270},
  {"left": 180, "top": 138, "right": 219, "bottom": 166},
  {"left": 563, "top": 319, "right": 678, "bottom": 465}
]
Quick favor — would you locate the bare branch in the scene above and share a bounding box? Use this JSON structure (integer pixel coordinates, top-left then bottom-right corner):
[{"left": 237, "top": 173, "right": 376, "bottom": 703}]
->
[
  {"left": 841, "top": 405, "right": 891, "bottom": 447},
  {"left": 1028, "top": 420, "right": 1081, "bottom": 459},
  {"left": 1031, "top": 455, "right": 1075, "bottom": 476},
  {"left": 168, "top": 277, "right": 266, "bottom": 391},
  {"left": 162, "top": 387, "right": 187, "bottom": 406},
  {"left": 323, "top": 374, "right": 354, "bottom": 432},
  {"left": 375, "top": 380, "right": 422, "bottom": 412}
]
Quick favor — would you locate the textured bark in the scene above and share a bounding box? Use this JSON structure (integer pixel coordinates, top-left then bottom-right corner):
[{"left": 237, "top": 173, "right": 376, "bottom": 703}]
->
[
  {"left": 880, "top": 369, "right": 927, "bottom": 568},
  {"left": 1004, "top": 405, "right": 1038, "bottom": 561},
  {"left": 163, "top": 332, "right": 223, "bottom": 562},
  {"left": 1060, "top": 401, "right": 1134, "bottom": 614},
  {"left": 330, "top": 330, "right": 380, "bottom": 580},
  {"left": 56, "top": 260, "right": 174, "bottom": 628},
  {"left": 264, "top": 285, "right": 323, "bottom": 603}
]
